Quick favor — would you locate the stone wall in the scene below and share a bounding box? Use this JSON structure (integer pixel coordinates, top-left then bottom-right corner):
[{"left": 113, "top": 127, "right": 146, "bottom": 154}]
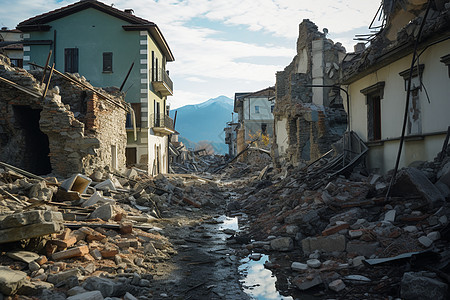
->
[
  {"left": 273, "top": 20, "right": 347, "bottom": 166},
  {"left": 0, "top": 55, "right": 127, "bottom": 178}
]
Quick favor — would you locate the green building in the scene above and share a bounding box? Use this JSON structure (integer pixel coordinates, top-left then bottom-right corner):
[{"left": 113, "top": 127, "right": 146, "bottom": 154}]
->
[{"left": 17, "top": 0, "right": 175, "bottom": 175}]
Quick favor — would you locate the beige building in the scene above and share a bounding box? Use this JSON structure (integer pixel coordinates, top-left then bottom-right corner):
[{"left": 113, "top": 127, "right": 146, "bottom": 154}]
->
[{"left": 341, "top": 1, "right": 450, "bottom": 174}]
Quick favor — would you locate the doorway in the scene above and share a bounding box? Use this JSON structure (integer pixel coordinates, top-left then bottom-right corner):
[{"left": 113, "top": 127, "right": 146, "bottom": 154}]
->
[{"left": 13, "top": 105, "right": 52, "bottom": 175}]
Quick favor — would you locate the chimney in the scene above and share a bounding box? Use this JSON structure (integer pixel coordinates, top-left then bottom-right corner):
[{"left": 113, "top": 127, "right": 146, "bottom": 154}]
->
[
  {"left": 124, "top": 9, "right": 134, "bottom": 14},
  {"left": 354, "top": 42, "right": 366, "bottom": 53}
]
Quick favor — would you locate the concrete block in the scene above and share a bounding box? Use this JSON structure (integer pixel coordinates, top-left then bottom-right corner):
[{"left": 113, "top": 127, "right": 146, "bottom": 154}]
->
[
  {"left": 302, "top": 234, "right": 346, "bottom": 254},
  {"left": 346, "top": 241, "right": 379, "bottom": 257},
  {"left": 393, "top": 168, "right": 445, "bottom": 208},
  {"left": 89, "top": 204, "right": 114, "bottom": 221},
  {"left": 0, "top": 267, "right": 27, "bottom": 295},
  {"left": 0, "top": 210, "right": 63, "bottom": 229},
  {"left": 17, "top": 280, "right": 54, "bottom": 296},
  {"left": 384, "top": 210, "right": 396, "bottom": 222},
  {"left": 6, "top": 251, "right": 39, "bottom": 263},
  {"left": 427, "top": 231, "right": 440, "bottom": 241},
  {"left": 418, "top": 236, "right": 433, "bottom": 248},
  {"left": 0, "top": 222, "right": 63, "bottom": 244}
]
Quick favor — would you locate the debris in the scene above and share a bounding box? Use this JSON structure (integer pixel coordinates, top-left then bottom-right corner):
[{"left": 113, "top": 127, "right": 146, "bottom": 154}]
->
[
  {"left": 401, "top": 272, "right": 448, "bottom": 300},
  {"left": 0, "top": 267, "right": 27, "bottom": 295}
]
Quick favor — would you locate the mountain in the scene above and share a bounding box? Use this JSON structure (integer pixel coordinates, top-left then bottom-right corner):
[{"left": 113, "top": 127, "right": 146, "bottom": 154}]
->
[{"left": 170, "top": 96, "right": 234, "bottom": 154}]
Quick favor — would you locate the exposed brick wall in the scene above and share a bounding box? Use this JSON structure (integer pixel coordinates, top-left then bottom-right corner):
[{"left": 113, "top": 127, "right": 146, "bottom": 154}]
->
[{"left": 0, "top": 55, "right": 127, "bottom": 178}]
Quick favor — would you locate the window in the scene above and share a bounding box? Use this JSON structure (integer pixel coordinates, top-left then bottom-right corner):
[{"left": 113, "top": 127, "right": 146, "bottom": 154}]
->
[
  {"left": 261, "top": 123, "right": 267, "bottom": 135},
  {"left": 255, "top": 105, "right": 260, "bottom": 114},
  {"left": 399, "top": 65, "right": 424, "bottom": 135},
  {"left": 151, "top": 51, "right": 155, "bottom": 81},
  {"left": 271, "top": 105, "right": 274, "bottom": 113},
  {"left": 440, "top": 54, "right": 450, "bottom": 77},
  {"left": 361, "top": 82, "right": 384, "bottom": 141},
  {"left": 10, "top": 59, "right": 23, "bottom": 68},
  {"left": 103, "top": 52, "right": 113, "bottom": 72},
  {"left": 64, "top": 48, "right": 78, "bottom": 73}
]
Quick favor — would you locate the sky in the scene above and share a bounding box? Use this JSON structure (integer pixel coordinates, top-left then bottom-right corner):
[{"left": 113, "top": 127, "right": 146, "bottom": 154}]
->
[{"left": 0, "top": 0, "right": 382, "bottom": 109}]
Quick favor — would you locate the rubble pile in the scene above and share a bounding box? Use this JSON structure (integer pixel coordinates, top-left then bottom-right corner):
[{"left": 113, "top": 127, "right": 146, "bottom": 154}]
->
[
  {"left": 231, "top": 147, "right": 450, "bottom": 299},
  {"left": 0, "top": 163, "right": 227, "bottom": 299}
]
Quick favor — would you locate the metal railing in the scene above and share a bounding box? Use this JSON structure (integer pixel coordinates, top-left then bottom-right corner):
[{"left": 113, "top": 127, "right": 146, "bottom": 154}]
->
[
  {"left": 153, "top": 68, "right": 173, "bottom": 92},
  {"left": 150, "top": 113, "right": 174, "bottom": 131}
]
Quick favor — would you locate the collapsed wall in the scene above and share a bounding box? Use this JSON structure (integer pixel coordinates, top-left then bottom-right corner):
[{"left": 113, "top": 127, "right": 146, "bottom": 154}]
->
[
  {"left": 0, "top": 55, "right": 127, "bottom": 178},
  {"left": 273, "top": 20, "right": 347, "bottom": 166}
]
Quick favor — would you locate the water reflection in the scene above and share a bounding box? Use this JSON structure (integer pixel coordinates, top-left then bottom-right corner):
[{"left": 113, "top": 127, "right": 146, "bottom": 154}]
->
[
  {"left": 217, "top": 215, "right": 239, "bottom": 231},
  {"left": 239, "top": 254, "right": 293, "bottom": 300}
]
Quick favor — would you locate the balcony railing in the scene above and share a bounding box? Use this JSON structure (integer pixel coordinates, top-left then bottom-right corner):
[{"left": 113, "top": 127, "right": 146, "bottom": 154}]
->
[
  {"left": 152, "top": 68, "right": 173, "bottom": 96},
  {"left": 150, "top": 113, "right": 175, "bottom": 135}
]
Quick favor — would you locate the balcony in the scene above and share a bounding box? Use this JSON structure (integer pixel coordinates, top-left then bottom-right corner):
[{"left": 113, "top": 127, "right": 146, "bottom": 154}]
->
[
  {"left": 152, "top": 68, "right": 173, "bottom": 96},
  {"left": 150, "top": 113, "right": 175, "bottom": 135}
]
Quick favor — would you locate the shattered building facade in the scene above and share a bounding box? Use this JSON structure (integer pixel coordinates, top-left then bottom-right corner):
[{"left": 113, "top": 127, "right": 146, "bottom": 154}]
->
[
  {"left": 0, "top": 54, "right": 127, "bottom": 177},
  {"left": 341, "top": 0, "right": 450, "bottom": 173},
  {"left": 16, "top": 0, "right": 175, "bottom": 176},
  {"left": 273, "top": 20, "right": 348, "bottom": 166}
]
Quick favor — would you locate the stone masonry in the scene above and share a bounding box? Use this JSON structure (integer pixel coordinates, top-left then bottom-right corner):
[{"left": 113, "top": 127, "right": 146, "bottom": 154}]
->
[
  {"left": 0, "top": 54, "right": 127, "bottom": 178},
  {"left": 273, "top": 20, "right": 347, "bottom": 166}
]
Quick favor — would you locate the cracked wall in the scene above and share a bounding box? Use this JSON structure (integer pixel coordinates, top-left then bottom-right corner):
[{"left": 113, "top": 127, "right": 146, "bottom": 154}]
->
[
  {"left": 0, "top": 54, "right": 127, "bottom": 178},
  {"left": 273, "top": 20, "right": 347, "bottom": 166}
]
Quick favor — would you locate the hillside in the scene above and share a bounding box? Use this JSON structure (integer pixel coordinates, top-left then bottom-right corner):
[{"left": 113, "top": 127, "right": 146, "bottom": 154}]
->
[{"left": 170, "top": 96, "right": 234, "bottom": 154}]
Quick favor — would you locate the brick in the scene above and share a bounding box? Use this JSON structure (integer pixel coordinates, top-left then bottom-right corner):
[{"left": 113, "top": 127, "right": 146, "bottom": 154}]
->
[
  {"left": 120, "top": 223, "right": 133, "bottom": 234},
  {"left": 100, "top": 248, "right": 119, "bottom": 258},
  {"left": 55, "top": 228, "right": 71, "bottom": 240},
  {"left": 51, "top": 236, "right": 77, "bottom": 249},
  {"left": 86, "top": 232, "right": 106, "bottom": 243},
  {"left": 35, "top": 255, "right": 48, "bottom": 266},
  {"left": 52, "top": 245, "right": 89, "bottom": 260},
  {"left": 322, "top": 223, "right": 349, "bottom": 236}
]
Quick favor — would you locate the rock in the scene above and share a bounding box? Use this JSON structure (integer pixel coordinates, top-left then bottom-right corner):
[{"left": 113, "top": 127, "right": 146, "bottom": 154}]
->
[
  {"left": 67, "top": 286, "right": 88, "bottom": 297},
  {"left": 28, "top": 261, "right": 41, "bottom": 272},
  {"left": 329, "top": 279, "right": 346, "bottom": 292},
  {"left": 392, "top": 168, "right": 445, "bottom": 208},
  {"left": 249, "top": 253, "right": 262, "bottom": 260},
  {"left": 418, "top": 236, "right": 433, "bottom": 248},
  {"left": 306, "top": 259, "right": 321, "bottom": 268},
  {"left": 330, "top": 208, "right": 363, "bottom": 225},
  {"left": 291, "top": 262, "right": 308, "bottom": 271},
  {"left": 17, "top": 280, "right": 54, "bottom": 296},
  {"left": 83, "top": 277, "right": 118, "bottom": 297},
  {"left": 404, "top": 226, "right": 418, "bottom": 233},
  {"left": 0, "top": 267, "right": 27, "bottom": 295},
  {"left": 6, "top": 251, "right": 39, "bottom": 263},
  {"left": 427, "top": 231, "right": 440, "bottom": 241},
  {"left": 67, "top": 290, "right": 104, "bottom": 300},
  {"left": 349, "top": 229, "right": 363, "bottom": 239},
  {"left": 352, "top": 256, "right": 366, "bottom": 267},
  {"left": 346, "top": 241, "right": 379, "bottom": 257},
  {"left": 292, "top": 274, "right": 323, "bottom": 290},
  {"left": 344, "top": 275, "right": 371, "bottom": 282},
  {"left": 89, "top": 204, "right": 114, "bottom": 221},
  {"left": 384, "top": 210, "right": 396, "bottom": 222},
  {"left": 286, "top": 225, "right": 299, "bottom": 235},
  {"left": 47, "top": 268, "right": 81, "bottom": 284},
  {"left": 124, "top": 292, "right": 138, "bottom": 300},
  {"left": 302, "top": 234, "right": 346, "bottom": 254},
  {"left": 270, "top": 237, "right": 293, "bottom": 251},
  {"left": 322, "top": 223, "right": 349, "bottom": 236},
  {"left": 401, "top": 272, "right": 448, "bottom": 300}
]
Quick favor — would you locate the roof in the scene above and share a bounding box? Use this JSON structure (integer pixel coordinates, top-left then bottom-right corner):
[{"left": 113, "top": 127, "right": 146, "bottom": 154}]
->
[
  {"left": 233, "top": 87, "right": 275, "bottom": 112},
  {"left": 16, "top": 0, "right": 174, "bottom": 61}
]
